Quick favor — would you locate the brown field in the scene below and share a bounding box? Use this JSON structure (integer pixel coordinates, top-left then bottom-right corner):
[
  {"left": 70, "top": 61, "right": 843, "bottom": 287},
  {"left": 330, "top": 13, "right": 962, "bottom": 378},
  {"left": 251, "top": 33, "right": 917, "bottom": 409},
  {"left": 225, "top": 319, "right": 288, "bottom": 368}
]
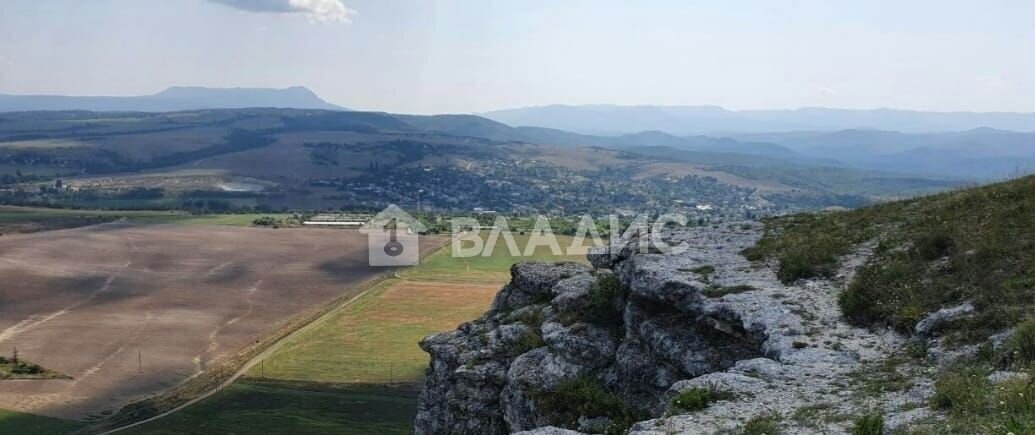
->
[{"left": 0, "top": 223, "right": 442, "bottom": 421}]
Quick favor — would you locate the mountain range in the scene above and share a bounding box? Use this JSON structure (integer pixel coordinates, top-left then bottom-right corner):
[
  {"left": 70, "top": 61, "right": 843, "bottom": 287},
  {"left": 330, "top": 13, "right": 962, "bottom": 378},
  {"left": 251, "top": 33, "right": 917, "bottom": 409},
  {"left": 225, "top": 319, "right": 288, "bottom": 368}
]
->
[
  {"left": 0, "top": 86, "right": 345, "bottom": 112},
  {"left": 482, "top": 104, "right": 1035, "bottom": 135},
  {"left": 0, "top": 87, "right": 1031, "bottom": 180}
]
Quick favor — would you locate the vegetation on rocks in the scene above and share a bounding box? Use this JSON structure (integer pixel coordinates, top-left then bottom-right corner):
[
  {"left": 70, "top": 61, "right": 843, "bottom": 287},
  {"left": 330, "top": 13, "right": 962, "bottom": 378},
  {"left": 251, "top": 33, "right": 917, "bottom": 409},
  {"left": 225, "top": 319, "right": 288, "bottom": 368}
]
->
[
  {"left": 577, "top": 274, "right": 626, "bottom": 325},
  {"left": 849, "top": 413, "right": 884, "bottom": 435},
  {"left": 739, "top": 412, "right": 784, "bottom": 435},
  {"left": 928, "top": 365, "right": 1035, "bottom": 434},
  {"left": 669, "top": 385, "right": 736, "bottom": 413},
  {"left": 533, "top": 376, "right": 642, "bottom": 435}
]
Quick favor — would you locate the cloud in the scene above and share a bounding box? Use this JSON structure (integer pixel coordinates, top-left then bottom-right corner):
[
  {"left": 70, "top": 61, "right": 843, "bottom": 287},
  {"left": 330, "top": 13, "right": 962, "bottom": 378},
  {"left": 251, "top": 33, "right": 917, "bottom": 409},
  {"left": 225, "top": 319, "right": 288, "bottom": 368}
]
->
[{"left": 209, "top": 0, "right": 356, "bottom": 23}]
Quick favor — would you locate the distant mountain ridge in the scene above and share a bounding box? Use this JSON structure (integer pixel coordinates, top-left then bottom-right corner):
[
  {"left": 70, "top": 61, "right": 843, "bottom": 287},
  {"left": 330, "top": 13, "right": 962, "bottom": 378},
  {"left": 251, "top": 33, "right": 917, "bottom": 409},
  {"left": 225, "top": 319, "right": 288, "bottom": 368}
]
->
[
  {"left": 399, "top": 113, "right": 1035, "bottom": 179},
  {"left": 0, "top": 86, "right": 346, "bottom": 112},
  {"left": 482, "top": 104, "right": 1035, "bottom": 134}
]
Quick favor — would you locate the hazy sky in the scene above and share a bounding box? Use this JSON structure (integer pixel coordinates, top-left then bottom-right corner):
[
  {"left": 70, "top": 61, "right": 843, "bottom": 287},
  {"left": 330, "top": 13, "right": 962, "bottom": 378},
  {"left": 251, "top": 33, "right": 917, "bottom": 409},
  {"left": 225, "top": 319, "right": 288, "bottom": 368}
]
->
[{"left": 1, "top": 0, "right": 1033, "bottom": 114}]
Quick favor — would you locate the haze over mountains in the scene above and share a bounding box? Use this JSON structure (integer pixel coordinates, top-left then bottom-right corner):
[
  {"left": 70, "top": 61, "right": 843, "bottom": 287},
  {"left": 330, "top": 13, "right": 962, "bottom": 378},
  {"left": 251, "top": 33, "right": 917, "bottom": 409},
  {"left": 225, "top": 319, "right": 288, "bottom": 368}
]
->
[{"left": 0, "top": 86, "right": 345, "bottom": 112}]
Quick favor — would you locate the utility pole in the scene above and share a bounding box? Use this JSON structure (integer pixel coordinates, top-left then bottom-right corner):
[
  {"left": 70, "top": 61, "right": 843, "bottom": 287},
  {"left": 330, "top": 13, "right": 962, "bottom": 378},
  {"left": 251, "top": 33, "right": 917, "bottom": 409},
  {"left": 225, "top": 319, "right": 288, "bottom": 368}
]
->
[{"left": 138, "top": 350, "right": 143, "bottom": 374}]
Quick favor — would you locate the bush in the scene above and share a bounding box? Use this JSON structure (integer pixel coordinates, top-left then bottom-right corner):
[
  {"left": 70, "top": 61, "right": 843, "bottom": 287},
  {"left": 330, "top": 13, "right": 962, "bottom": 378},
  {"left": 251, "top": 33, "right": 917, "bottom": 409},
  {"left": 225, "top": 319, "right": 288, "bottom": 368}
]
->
[
  {"left": 670, "top": 385, "right": 735, "bottom": 413},
  {"left": 849, "top": 413, "right": 883, "bottom": 435},
  {"left": 510, "top": 329, "right": 545, "bottom": 356},
  {"left": 533, "top": 377, "right": 642, "bottom": 435},
  {"left": 11, "top": 362, "right": 43, "bottom": 375},
  {"left": 1006, "top": 318, "right": 1035, "bottom": 366},
  {"left": 740, "top": 412, "right": 783, "bottom": 435},
  {"left": 777, "top": 248, "right": 838, "bottom": 283},
  {"left": 914, "top": 231, "right": 955, "bottom": 260},
  {"left": 581, "top": 274, "right": 624, "bottom": 325},
  {"left": 252, "top": 216, "right": 281, "bottom": 227}
]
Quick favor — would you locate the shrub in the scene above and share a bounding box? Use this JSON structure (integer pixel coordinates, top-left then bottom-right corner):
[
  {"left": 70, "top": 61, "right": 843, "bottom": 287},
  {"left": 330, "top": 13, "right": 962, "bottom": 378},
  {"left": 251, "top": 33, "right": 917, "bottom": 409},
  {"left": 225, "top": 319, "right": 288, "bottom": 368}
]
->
[
  {"left": 740, "top": 412, "right": 783, "bottom": 435},
  {"left": 914, "top": 231, "right": 955, "bottom": 260},
  {"left": 849, "top": 413, "right": 883, "bottom": 435},
  {"left": 513, "top": 308, "right": 545, "bottom": 329},
  {"left": 777, "top": 248, "right": 838, "bottom": 283},
  {"left": 251, "top": 216, "right": 281, "bottom": 227},
  {"left": 582, "top": 274, "right": 624, "bottom": 325},
  {"left": 1006, "top": 318, "right": 1035, "bottom": 366},
  {"left": 11, "top": 362, "right": 43, "bottom": 375},
  {"left": 534, "top": 377, "right": 641, "bottom": 435},
  {"left": 510, "top": 329, "right": 545, "bottom": 356},
  {"left": 670, "top": 385, "right": 735, "bottom": 413}
]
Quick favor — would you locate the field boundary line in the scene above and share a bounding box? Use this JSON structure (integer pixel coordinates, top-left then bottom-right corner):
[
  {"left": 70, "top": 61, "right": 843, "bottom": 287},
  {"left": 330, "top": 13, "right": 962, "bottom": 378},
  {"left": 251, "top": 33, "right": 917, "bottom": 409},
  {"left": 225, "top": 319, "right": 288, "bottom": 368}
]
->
[{"left": 91, "top": 235, "right": 451, "bottom": 435}]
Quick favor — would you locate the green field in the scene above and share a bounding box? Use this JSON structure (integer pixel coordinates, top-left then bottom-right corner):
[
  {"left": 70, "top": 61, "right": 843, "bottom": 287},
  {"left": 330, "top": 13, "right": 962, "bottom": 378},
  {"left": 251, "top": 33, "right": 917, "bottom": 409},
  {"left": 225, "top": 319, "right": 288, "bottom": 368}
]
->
[
  {"left": 0, "top": 409, "right": 84, "bottom": 434},
  {"left": 125, "top": 381, "right": 418, "bottom": 435},
  {"left": 398, "top": 232, "right": 592, "bottom": 283},
  {"left": 249, "top": 279, "right": 499, "bottom": 384}
]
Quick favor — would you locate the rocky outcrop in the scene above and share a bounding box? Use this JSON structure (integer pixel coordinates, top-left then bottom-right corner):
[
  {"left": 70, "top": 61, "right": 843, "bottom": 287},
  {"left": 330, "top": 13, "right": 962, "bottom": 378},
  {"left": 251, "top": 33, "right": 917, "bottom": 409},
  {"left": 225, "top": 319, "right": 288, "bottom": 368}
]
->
[{"left": 416, "top": 224, "right": 938, "bottom": 435}]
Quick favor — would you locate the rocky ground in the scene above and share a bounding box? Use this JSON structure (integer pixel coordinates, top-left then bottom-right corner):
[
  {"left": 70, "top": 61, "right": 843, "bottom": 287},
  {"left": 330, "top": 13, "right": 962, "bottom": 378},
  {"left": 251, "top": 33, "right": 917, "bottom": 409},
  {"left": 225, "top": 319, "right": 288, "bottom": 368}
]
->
[{"left": 414, "top": 222, "right": 964, "bottom": 434}]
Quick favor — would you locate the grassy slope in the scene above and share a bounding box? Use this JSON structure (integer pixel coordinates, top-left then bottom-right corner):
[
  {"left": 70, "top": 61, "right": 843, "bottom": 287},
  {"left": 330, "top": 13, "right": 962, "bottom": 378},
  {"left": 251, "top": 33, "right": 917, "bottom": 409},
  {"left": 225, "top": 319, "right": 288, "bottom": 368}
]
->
[
  {"left": 745, "top": 175, "right": 1034, "bottom": 337},
  {"left": 745, "top": 175, "right": 1035, "bottom": 434}
]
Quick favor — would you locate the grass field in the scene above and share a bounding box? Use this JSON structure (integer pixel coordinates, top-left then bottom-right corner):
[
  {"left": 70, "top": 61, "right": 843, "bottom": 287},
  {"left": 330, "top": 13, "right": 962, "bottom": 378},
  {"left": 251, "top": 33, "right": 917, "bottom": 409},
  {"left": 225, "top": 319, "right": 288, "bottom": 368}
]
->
[
  {"left": 250, "top": 280, "right": 500, "bottom": 384},
  {"left": 0, "top": 409, "right": 84, "bottom": 434},
  {"left": 127, "top": 233, "right": 594, "bottom": 434},
  {"left": 125, "top": 381, "right": 418, "bottom": 435}
]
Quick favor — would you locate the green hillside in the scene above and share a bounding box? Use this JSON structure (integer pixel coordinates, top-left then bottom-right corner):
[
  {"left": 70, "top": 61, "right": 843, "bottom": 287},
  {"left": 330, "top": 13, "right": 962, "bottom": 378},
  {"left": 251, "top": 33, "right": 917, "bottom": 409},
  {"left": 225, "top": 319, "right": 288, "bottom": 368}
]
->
[{"left": 745, "top": 175, "right": 1035, "bottom": 434}]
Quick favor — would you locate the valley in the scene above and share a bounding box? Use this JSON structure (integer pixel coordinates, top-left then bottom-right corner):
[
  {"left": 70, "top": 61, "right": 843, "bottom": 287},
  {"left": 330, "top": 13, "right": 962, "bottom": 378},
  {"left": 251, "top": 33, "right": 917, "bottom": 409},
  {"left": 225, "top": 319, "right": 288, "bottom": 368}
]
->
[{"left": 0, "top": 109, "right": 966, "bottom": 218}]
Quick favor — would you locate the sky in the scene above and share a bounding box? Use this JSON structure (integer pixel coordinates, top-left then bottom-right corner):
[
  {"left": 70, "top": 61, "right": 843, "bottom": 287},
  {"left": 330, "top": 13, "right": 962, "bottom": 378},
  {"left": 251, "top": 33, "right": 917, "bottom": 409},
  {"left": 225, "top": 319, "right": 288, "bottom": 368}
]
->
[{"left": 0, "top": 0, "right": 1033, "bottom": 114}]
